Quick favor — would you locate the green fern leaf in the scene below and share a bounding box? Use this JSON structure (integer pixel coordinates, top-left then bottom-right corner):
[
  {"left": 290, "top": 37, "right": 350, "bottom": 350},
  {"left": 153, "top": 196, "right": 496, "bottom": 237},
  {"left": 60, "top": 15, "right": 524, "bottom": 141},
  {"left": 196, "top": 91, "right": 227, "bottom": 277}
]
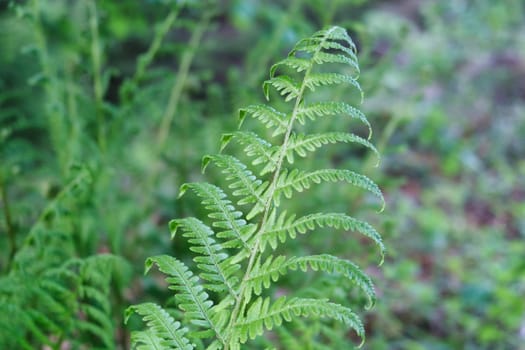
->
[
  {"left": 263, "top": 76, "right": 300, "bottom": 101},
  {"left": 234, "top": 297, "right": 364, "bottom": 345},
  {"left": 270, "top": 57, "right": 312, "bottom": 78},
  {"left": 130, "top": 329, "right": 164, "bottom": 350},
  {"left": 314, "top": 26, "right": 357, "bottom": 50},
  {"left": 312, "top": 51, "right": 359, "bottom": 75},
  {"left": 273, "top": 168, "right": 384, "bottom": 208},
  {"left": 178, "top": 183, "right": 256, "bottom": 250},
  {"left": 145, "top": 255, "right": 225, "bottom": 342},
  {"left": 284, "top": 132, "right": 379, "bottom": 164},
  {"left": 220, "top": 132, "right": 278, "bottom": 173},
  {"left": 319, "top": 40, "right": 358, "bottom": 62},
  {"left": 297, "top": 101, "right": 372, "bottom": 139},
  {"left": 243, "top": 255, "right": 287, "bottom": 298},
  {"left": 305, "top": 73, "right": 362, "bottom": 98},
  {"left": 203, "top": 154, "right": 268, "bottom": 219},
  {"left": 291, "top": 27, "right": 357, "bottom": 61},
  {"left": 238, "top": 105, "right": 288, "bottom": 137},
  {"left": 245, "top": 254, "right": 376, "bottom": 308},
  {"left": 125, "top": 303, "right": 193, "bottom": 350},
  {"left": 259, "top": 211, "right": 385, "bottom": 261},
  {"left": 169, "top": 217, "right": 240, "bottom": 298},
  {"left": 287, "top": 255, "right": 376, "bottom": 308}
]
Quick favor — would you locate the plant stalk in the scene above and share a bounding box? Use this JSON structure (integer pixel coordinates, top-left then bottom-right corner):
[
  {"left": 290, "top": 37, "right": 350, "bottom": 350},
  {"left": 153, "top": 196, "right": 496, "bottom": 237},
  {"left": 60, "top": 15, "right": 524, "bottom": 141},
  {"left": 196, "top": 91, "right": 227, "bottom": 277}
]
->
[
  {"left": 1, "top": 175, "right": 16, "bottom": 268},
  {"left": 156, "top": 10, "right": 213, "bottom": 152},
  {"left": 88, "top": 0, "right": 106, "bottom": 152}
]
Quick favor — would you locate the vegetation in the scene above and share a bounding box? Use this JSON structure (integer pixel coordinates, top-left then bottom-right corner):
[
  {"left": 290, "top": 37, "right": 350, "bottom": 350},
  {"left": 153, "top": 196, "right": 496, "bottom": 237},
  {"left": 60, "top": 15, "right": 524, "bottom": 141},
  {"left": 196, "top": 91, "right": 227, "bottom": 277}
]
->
[
  {"left": 126, "top": 26, "right": 384, "bottom": 349},
  {"left": 1, "top": 1, "right": 524, "bottom": 349}
]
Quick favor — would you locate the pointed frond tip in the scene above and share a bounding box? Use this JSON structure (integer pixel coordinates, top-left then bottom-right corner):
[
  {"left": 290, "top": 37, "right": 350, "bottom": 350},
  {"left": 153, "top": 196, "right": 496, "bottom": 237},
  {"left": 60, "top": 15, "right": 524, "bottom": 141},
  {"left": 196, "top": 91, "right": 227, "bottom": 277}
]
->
[{"left": 314, "top": 26, "right": 357, "bottom": 51}]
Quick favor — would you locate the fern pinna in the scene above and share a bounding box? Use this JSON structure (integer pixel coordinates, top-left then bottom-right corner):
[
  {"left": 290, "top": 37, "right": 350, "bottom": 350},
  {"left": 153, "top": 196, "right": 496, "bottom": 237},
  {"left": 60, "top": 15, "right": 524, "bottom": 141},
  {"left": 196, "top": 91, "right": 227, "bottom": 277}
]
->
[{"left": 126, "top": 26, "right": 385, "bottom": 349}]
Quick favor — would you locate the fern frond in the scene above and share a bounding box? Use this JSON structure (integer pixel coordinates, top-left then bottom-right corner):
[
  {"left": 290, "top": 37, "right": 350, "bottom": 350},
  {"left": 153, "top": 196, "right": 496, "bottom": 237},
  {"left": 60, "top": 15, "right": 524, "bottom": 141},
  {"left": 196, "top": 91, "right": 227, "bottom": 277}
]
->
[
  {"left": 179, "top": 183, "right": 257, "bottom": 250},
  {"left": 263, "top": 76, "right": 301, "bottom": 102},
  {"left": 305, "top": 73, "right": 362, "bottom": 98},
  {"left": 318, "top": 40, "right": 358, "bottom": 63},
  {"left": 273, "top": 168, "right": 384, "bottom": 208},
  {"left": 312, "top": 51, "right": 359, "bottom": 75},
  {"left": 270, "top": 57, "right": 312, "bottom": 77},
  {"left": 284, "top": 132, "right": 379, "bottom": 164},
  {"left": 220, "top": 132, "right": 278, "bottom": 174},
  {"left": 242, "top": 255, "right": 287, "bottom": 299},
  {"left": 238, "top": 105, "right": 288, "bottom": 137},
  {"left": 291, "top": 27, "right": 357, "bottom": 63},
  {"left": 170, "top": 217, "right": 240, "bottom": 298},
  {"left": 145, "top": 255, "right": 225, "bottom": 342},
  {"left": 314, "top": 26, "right": 357, "bottom": 50},
  {"left": 259, "top": 211, "right": 385, "bottom": 261},
  {"left": 125, "top": 303, "right": 193, "bottom": 350},
  {"left": 130, "top": 329, "right": 164, "bottom": 350},
  {"left": 233, "top": 297, "right": 364, "bottom": 345},
  {"left": 203, "top": 154, "right": 269, "bottom": 219},
  {"left": 245, "top": 254, "right": 376, "bottom": 308},
  {"left": 129, "top": 26, "right": 385, "bottom": 349},
  {"left": 297, "top": 101, "right": 372, "bottom": 139}
]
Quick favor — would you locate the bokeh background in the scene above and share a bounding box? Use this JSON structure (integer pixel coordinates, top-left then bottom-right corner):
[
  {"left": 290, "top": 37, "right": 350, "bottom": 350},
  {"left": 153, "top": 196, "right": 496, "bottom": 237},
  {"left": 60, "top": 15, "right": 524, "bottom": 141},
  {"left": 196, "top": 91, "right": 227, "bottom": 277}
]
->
[{"left": 1, "top": 0, "right": 524, "bottom": 349}]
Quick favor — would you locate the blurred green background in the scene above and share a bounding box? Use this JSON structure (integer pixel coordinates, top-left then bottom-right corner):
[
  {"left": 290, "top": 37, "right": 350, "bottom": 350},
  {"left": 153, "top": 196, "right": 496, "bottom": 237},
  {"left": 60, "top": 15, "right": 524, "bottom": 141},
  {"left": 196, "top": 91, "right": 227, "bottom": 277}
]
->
[{"left": 0, "top": 0, "right": 524, "bottom": 349}]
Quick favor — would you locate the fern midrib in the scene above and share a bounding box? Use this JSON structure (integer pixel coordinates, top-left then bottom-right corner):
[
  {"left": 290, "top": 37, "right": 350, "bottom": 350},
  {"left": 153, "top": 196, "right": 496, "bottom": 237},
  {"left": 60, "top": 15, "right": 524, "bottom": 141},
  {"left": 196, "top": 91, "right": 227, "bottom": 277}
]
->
[
  {"left": 194, "top": 223, "right": 239, "bottom": 302},
  {"left": 223, "top": 27, "right": 338, "bottom": 349},
  {"left": 206, "top": 187, "right": 251, "bottom": 251},
  {"left": 226, "top": 158, "right": 267, "bottom": 209},
  {"left": 152, "top": 305, "right": 189, "bottom": 350},
  {"left": 175, "top": 264, "right": 227, "bottom": 346}
]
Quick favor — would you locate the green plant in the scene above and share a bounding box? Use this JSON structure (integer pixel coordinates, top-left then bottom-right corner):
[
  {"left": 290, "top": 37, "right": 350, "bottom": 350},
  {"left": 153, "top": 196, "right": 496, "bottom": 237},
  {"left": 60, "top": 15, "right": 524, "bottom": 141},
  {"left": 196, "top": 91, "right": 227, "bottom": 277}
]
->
[
  {"left": 0, "top": 166, "right": 130, "bottom": 349},
  {"left": 126, "top": 26, "right": 385, "bottom": 349}
]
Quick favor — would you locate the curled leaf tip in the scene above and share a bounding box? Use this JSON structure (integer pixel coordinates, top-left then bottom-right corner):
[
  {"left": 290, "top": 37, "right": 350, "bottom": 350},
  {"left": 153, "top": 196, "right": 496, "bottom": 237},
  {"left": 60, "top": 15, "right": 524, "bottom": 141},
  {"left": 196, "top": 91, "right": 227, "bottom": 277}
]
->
[
  {"left": 178, "top": 184, "right": 189, "bottom": 199},
  {"left": 378, "top": 252, "right": 385, "bottom": 267},
  {"left": 379, "top": 200, "right": 386, "bottom": 213}
]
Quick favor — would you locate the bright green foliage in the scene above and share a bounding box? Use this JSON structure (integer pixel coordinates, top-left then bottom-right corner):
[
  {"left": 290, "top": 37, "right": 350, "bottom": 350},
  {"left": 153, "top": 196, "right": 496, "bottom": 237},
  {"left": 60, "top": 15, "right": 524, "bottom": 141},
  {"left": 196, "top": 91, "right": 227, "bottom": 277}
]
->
[
  {"left": 126, "top": 26, "right": 384, "bottom": 349},
  {"left": 0, "top": 167, "right": 129, "bottom": 349},
  {"left": 126, "top": 303, "right": 192, "bottom": 350}
]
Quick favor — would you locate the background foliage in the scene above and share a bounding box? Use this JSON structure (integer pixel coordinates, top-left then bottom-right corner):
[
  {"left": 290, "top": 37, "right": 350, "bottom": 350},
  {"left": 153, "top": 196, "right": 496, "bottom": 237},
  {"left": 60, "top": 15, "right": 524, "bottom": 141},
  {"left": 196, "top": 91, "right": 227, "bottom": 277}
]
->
[{"left": 0, "top": 0, "right": 523, "bottom": 349}]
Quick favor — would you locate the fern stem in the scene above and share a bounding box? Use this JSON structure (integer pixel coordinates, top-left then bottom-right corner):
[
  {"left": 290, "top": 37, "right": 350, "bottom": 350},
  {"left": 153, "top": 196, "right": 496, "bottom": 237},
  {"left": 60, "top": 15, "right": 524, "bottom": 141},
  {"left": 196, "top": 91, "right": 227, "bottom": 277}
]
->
[
  {"left": 223, "top": 28, "right": 337, "bottom": 348},
  {"left": 88, "top": 0, "right": 106, "bottom": 153},
  {"left": 121, "top": 8, "right": 180, "bottom": 104},
  {"left": 22, "top": 169, "right": 91, "bottom": 247},
  {"left": 136, "top": 11, "right": 179, "bottom": 87},
  {"left": 156, "top": 9, "right": 212, "bottom": 152},
  {"left": 65, "top": 59, "right": 80, "bottom": 162},
  {"left": 0, "top": 174, "right": 16, "bottom": 269},
  {"left": 31, "top": 0, "right": 69, "bottom": 176}
]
